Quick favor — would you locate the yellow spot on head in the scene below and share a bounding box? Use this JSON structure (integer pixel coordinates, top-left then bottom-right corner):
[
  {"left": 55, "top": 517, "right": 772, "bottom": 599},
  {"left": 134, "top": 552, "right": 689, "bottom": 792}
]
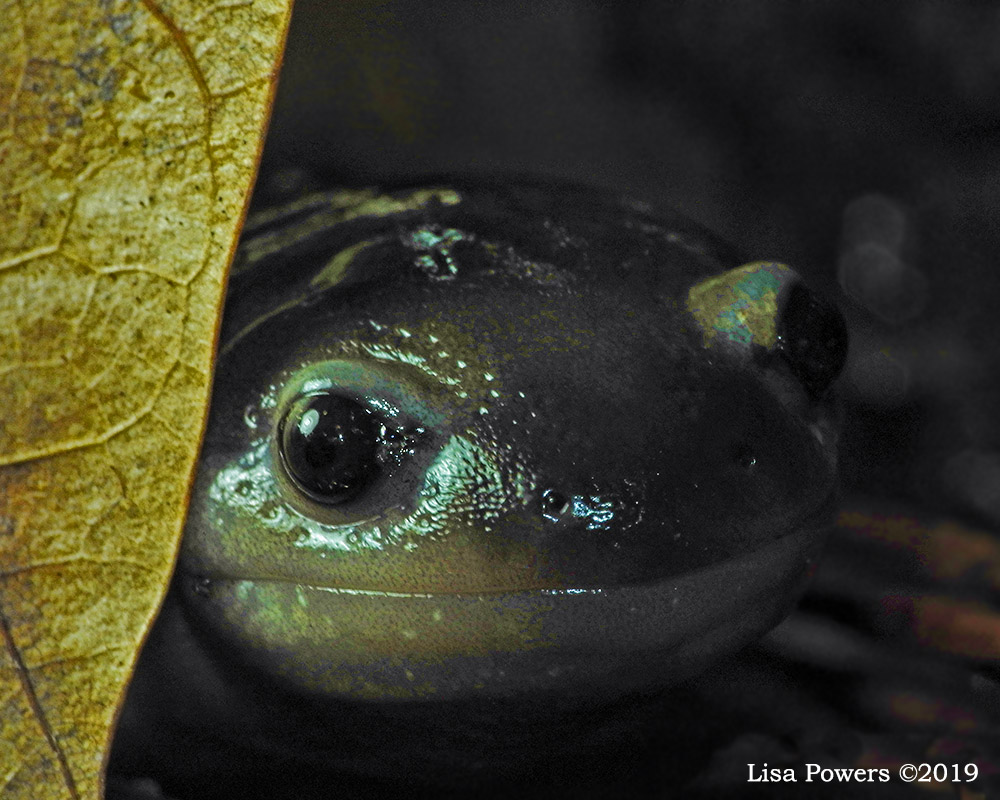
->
[{"left": 686, "top": 261, "right": 792, "bottom": 350}]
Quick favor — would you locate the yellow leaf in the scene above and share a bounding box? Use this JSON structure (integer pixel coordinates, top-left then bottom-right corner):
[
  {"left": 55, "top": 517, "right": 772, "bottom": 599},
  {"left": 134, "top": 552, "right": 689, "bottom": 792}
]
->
[{"left": 0, "top": 0, "right": 292, "bottom": 796}]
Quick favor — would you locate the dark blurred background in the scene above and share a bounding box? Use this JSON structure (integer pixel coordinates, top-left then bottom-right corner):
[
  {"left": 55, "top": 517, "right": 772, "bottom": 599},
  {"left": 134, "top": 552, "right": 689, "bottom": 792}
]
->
[{"left": 256, "top": 0, "right": 1000, "bottom": 530}]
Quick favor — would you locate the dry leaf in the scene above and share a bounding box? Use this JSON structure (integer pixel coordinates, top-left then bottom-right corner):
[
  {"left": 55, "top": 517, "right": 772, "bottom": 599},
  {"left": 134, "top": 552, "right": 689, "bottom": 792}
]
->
[{"left": 0, "top": 0, "right": 292, "bottom": 796}]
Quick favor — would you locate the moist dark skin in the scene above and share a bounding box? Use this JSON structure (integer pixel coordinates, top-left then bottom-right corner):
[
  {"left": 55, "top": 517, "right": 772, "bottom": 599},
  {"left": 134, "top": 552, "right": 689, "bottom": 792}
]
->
[{"left": 108, "top": 179, "right": 847, "bottom": 799}]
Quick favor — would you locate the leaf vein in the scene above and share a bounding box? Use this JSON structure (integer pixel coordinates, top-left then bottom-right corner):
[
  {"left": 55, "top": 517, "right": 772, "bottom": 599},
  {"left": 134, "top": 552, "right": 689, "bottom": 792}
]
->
[
  {"left": 138, "top": 0, "right": 212, "bottom": 103},
  {"left": 0, "top": 359, "right": 181, "bottom": 467},
  {"left": 0, "top": 602, "right": 79, "bottom": 800},
  {"left": 0, "top": 555, "right": 161, "bottom": 580},
  {"left": 27, "top": 644, "right": 132, "bottom": 674}
]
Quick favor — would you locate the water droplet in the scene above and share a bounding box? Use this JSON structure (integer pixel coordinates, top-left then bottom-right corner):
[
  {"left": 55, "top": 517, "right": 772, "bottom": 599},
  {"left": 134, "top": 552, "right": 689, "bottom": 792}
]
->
[
  {"left": 243, "top": 405, "right": 260, "bottom": 430},
  {"left": 286, "top": 525, "right": 309, "bottom": 546},
  {"left": 259, "top": 500, "right": 283, "bottom": 524}
]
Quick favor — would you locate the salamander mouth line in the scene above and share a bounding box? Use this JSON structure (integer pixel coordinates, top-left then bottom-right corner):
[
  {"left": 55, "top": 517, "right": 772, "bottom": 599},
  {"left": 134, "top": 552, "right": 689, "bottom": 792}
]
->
[
  {"left": 179, "top": 487, "right": 838, "bottom": 598},
  {"left": 180, "top": 505, "right": 832, "bottom": 600},
  {"left": 181, "top": 577, "right": 607, "bottom": 600}
]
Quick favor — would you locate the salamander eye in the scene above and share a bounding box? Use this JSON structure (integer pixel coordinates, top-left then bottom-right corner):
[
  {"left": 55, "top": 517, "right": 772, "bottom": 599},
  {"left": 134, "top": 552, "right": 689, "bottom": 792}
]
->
[
  {"left": 687, "top": 262, "right": 849, "bottom": 400},
  {"left": 777, "top": 283, "right": 849, "bottom": 398},
  {"left": 278, "top": 393, "right": 384, "bottom": 504}
]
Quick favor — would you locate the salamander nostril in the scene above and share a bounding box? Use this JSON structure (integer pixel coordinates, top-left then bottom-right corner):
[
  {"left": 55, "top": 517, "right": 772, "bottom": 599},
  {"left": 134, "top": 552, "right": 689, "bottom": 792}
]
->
[
  {"left": 730, "top": 442, "right": 758, "bottom": 472},
  {"left": 541, "top": 488, "right": 570, "bottom": 521}
]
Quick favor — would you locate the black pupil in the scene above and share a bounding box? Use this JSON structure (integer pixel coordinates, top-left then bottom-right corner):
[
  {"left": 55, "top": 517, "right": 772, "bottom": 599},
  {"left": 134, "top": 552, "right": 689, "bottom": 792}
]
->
[
  {"left": 777, "top": 284, "right": 849, "bottom": 398},
  {"left": 280, "top": 393, "right": 382, "bottom": 504}
]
